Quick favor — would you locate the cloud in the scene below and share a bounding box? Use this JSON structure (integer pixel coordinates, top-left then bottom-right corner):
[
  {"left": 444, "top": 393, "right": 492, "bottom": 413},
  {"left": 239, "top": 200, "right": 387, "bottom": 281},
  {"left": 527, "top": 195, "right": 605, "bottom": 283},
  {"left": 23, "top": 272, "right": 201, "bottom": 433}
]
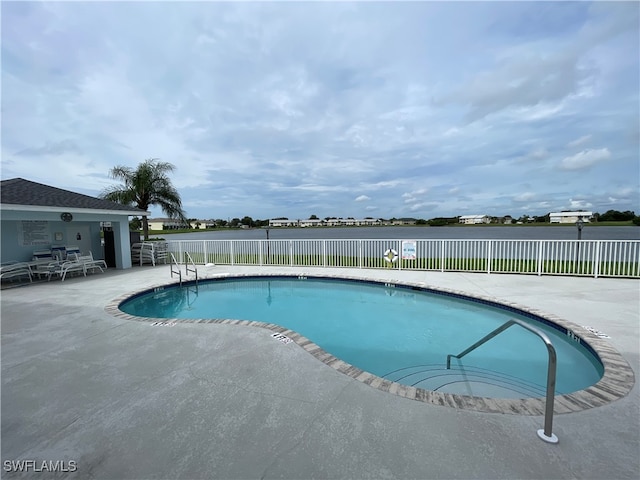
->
[
  {"left": 439, "top": 51, "right": 583, "bottom": 123},
  {"left": 1, "top": 1, "right": 638, "bottom": 219},
  {"left": 408, "top": 203, "right": 430, "bottom": 212},
  {"left": 514, "top": 192, "right": 537, "bottom": 202},
  {"left": 15, "top": 139, "right": 83, "bottom": 156},
  {"left": 437, "top": 3, "right": 639, "bottom": 123},
  {"left": 567, "top": 135, "right": 592, "bottom": 148},
  {"left": 568, "top": 198, "right": 593, "bottom": 209},
  {"left": 518, "top": 148, "right": 550, "bottom": 163},
  {"left": 401, "top": 189, "right": 429, "bottom": 206},
  {"left": 559, "top": 148, "right": 611, "bottom": 170}
]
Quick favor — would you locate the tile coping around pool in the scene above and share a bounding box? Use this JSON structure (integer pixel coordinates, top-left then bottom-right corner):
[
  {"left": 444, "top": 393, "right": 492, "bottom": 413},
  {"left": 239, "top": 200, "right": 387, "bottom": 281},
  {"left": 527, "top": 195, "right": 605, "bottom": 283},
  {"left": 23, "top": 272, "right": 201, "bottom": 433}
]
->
[{"left": 104, "top": 272, "right": 635, "bottom": 416}]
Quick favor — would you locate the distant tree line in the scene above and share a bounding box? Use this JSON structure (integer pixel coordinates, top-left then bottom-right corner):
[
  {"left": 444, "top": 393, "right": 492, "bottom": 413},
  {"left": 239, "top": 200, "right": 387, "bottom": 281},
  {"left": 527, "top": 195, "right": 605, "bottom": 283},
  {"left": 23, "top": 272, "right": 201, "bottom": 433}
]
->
[
  {"left": 134, "top": 209, "right": 639, "bottom": 231},
  {"left": 593, "top": 210, "right": 636, "bottom": 222}
]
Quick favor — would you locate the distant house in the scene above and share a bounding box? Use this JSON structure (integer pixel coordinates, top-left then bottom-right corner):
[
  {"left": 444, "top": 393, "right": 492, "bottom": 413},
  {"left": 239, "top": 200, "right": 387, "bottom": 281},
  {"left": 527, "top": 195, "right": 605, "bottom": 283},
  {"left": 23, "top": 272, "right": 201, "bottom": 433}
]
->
[
  {"left": 269, "top": 217, "right": 382, "bottom": 228},
  {"left": 298, "top": 219, "right": 323, "bottom": 228},
  {"left": 549, "top": 211, "right": 593, "bottom": 224},
  {"left": 147, "top": 218, "right": 189, "bottom": 230},
  {"left": 391, "top": 218, "right": 417, "bottom": 226},
  {"left": 459, "top": 215, "right": 490, "bottom": 224},
  {"left": 356, "top": 218, "right": 381, "bottom": 226},
  {"left": 269, "top": 219, "right": 297, "bottom": 227}
]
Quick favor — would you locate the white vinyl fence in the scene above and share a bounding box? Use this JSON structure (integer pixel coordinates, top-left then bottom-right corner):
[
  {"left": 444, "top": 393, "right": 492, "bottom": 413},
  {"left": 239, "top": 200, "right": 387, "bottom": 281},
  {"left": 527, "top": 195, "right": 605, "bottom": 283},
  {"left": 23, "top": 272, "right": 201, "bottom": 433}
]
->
[{"left": 165, "top": 239, "right": 640, "bottom": 278}]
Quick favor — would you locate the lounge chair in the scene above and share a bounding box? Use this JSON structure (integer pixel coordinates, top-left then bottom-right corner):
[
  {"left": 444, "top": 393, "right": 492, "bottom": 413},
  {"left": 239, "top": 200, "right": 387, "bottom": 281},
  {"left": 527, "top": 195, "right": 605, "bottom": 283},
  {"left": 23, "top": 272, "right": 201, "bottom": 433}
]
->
[
  {"left": 131, "top": 242, "right": 159, "bottom": 266},
  {"left": 0, "top": 262, "right": 33, "bottom": 283},
  {"left": 29, "top": 259, "right": 61, "bottom": 279},
  {"left": 65, "top": 245, "right": 81, "bottom": 258},
  {"left": 51, "top": 245, "right": 66, "bottom": 261},
  {"left": 32, "top": 249, "right": 54, "bottom": 262},
  {"left": 154, "top": 242, "right": 169, "bottom": 265},
  {"left": 69, "top": 252, "right": 107, "bottom": 274},
  {"left": 48, "top": 258, "right": 88, "bottom": 282}
]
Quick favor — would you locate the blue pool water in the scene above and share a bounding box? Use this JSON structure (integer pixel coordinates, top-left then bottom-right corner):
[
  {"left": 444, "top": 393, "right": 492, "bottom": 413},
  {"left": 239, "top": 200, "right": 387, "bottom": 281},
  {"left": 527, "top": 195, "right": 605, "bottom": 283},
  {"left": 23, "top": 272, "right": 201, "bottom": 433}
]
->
[{"left": 120, "top": 277, "right": 604, "bottom": 398}]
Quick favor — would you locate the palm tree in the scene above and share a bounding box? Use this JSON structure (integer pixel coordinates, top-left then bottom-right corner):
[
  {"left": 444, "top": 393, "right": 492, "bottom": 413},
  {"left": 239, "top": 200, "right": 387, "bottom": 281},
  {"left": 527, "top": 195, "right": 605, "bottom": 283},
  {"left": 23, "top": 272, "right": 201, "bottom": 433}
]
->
[{"left": 101, "top": 158, "right": 187, "bottom": 240}]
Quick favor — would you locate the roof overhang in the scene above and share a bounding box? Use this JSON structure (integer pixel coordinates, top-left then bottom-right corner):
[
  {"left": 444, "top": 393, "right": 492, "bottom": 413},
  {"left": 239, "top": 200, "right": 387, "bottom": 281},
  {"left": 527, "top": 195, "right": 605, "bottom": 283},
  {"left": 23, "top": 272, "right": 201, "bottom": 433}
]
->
[{"left": 0, "top": 203, "right": 149, "bottom": 217}]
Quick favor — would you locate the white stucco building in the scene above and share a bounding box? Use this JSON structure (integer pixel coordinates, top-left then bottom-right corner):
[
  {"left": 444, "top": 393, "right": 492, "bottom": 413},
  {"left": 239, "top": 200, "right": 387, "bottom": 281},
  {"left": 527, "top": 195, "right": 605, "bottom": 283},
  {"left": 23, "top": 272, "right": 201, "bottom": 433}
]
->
[
  {"left": 549, "top": 211, "right": 593, "bottom": 224},
  {"left": 1, "top": 178, "right": 147, "bottom": 269},
  {"left": 459, "top": 215, "right": 490, "bottom": 224}
]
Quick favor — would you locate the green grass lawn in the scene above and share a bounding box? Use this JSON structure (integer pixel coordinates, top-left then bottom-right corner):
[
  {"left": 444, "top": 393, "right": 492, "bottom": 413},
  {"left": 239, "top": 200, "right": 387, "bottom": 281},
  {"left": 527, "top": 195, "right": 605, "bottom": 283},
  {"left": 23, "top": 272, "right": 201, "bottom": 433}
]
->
[{"left": 173, "top": 251, "right": 639, "bottom": 277}]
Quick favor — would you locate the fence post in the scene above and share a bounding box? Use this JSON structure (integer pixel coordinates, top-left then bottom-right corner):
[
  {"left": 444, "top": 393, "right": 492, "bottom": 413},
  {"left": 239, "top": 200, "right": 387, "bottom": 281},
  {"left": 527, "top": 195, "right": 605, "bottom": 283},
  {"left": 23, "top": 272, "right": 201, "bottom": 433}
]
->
[
  {"left": 537, "top": 241, "right": 543, "bottom": 276},
  {"left": 487, "top": 240, "right": 492, "bottom": 274},
  {"left": 594, "top": 241, "right": 600, "bottom": 278},
  {"left": 289, "top": 240, "right": 293, "bottom": 267},
  {"left": 323, "top": 240, "right": 327, "bottom": 267},
  {"left": 359, "top": 240, "right": 363, "bottom": 269},
  {"left": 230, "top": 240, "right": 234, "bottom": 266},
  {"left": 440, "top": 240, "right": 445, "bottom": 272}
]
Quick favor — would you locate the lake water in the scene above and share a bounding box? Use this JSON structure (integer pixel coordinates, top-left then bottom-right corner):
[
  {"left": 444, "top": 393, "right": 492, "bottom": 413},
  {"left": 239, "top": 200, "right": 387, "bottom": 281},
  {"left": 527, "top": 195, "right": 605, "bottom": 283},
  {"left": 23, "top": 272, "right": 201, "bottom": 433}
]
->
[{"left": 162, "top": 226, "right": 638, "bottom": 241}]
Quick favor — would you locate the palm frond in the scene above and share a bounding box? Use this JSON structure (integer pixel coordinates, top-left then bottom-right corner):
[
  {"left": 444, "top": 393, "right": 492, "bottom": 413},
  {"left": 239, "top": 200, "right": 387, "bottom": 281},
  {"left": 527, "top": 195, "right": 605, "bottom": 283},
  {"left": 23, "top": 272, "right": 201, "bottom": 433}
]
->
[{"left": 101, "top": 158, "right": 187, "bottom": 237}]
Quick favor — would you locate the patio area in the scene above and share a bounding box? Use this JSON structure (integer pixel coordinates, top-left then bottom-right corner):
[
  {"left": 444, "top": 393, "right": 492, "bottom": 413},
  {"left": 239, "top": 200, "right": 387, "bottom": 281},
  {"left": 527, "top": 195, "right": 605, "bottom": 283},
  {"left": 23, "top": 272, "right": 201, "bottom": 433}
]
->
[{"left": 2, "top": 265, "right": 639, "bottom": 479}]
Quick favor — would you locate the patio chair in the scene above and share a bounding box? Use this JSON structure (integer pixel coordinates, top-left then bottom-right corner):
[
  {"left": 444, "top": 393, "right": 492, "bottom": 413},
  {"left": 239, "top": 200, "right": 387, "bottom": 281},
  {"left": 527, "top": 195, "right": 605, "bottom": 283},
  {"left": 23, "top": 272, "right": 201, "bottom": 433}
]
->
[
  {"left": 32, "top": 249, "right": 54, "bottom": 262},
  {"left": 48, "top": 257, "right": 88, "bottom": 282},
  {"left": 154, "top": 242, "right": 169, "bottom": 265},
  {"left": 28, "top": 258, "right": 61, "bottom": 279},
  {"left": 68, "top": 252, "right": 107, "bottom": 275},
  {"left": 51, "top": 245, "right": 66, "bottom": 261},
  {"left": 131, "top": 242, "right": 157, "bottom": 266},
  {"left": 65, "top": 245, "right": 81, "bottom": 258},
  {"left": 0, "top": 262, "right": 33, "bottom": 283}
]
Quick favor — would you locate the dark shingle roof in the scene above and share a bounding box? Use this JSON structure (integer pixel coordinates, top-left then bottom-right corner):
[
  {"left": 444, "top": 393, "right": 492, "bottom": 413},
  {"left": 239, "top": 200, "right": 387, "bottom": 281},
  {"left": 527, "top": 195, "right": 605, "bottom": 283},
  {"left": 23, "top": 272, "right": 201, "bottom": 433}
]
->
[{"left": 0, "top": 178, "right": 146, "bottom": 213}]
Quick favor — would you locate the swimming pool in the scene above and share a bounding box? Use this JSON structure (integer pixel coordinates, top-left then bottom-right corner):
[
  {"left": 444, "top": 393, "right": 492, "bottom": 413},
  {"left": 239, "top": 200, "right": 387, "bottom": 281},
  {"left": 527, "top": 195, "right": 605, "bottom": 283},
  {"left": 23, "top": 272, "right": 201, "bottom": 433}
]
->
[{"left": 118, "top": 275, "right": 604, "bottom": 401}]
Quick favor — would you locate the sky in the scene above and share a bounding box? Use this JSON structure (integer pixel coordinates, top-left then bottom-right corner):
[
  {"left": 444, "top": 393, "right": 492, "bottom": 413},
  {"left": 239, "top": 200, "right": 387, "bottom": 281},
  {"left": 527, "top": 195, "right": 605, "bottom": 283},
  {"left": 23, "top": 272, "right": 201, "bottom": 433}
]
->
[{"left": 2, "top": 1, "right": 639, "bottom": 221}]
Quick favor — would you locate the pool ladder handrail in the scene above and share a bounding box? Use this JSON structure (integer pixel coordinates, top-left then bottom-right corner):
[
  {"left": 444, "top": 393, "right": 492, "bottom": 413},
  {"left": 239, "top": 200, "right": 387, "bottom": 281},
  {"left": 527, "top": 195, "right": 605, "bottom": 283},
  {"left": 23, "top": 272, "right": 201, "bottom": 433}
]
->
[
  {"left": 169, "top": 252, "right": 198, "bottom": 286},
  {"left": 169, "top": 252, "right": 183, "bottom": 285},
  {"left": 446, "top": 318, "right": 559, "bottom": 444},
  {"left": 184, "top": 251, "right": 198, "bottom": 284}
]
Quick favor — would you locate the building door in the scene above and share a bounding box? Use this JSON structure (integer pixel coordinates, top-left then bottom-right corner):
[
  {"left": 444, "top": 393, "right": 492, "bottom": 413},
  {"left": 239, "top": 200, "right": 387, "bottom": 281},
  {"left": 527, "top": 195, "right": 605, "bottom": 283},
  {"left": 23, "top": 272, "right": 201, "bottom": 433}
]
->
[{"left": 103, "top": 229, "right": 116, "bottom": 268}]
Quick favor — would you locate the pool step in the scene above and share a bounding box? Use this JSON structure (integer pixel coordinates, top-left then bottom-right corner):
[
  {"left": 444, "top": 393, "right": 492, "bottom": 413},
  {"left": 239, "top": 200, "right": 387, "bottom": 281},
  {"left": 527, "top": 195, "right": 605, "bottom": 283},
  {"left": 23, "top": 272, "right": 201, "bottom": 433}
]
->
[{"left": 383, "top": 364, "right": 546, "bottom": 399}]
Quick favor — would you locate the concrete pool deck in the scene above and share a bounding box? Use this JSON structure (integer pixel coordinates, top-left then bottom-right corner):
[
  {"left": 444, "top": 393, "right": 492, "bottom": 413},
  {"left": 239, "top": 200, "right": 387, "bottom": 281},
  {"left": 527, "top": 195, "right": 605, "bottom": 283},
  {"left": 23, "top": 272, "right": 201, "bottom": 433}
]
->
[{"left": 1, "top": 265, "right": 639, "bottom": 479}]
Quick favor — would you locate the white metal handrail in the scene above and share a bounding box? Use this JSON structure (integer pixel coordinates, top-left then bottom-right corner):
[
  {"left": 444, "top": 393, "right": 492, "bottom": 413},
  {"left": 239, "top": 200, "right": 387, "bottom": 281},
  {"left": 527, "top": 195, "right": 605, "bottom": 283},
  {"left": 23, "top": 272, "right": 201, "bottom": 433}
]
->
[
  {"left": 184, "top": 251, "right": 198, "bottom": 284},
  {"left": 169, "top": 252, "right": 182, "bottom": 285},
  {"left": 446, "top": 318, "right": 559, "bottom": 444}
]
